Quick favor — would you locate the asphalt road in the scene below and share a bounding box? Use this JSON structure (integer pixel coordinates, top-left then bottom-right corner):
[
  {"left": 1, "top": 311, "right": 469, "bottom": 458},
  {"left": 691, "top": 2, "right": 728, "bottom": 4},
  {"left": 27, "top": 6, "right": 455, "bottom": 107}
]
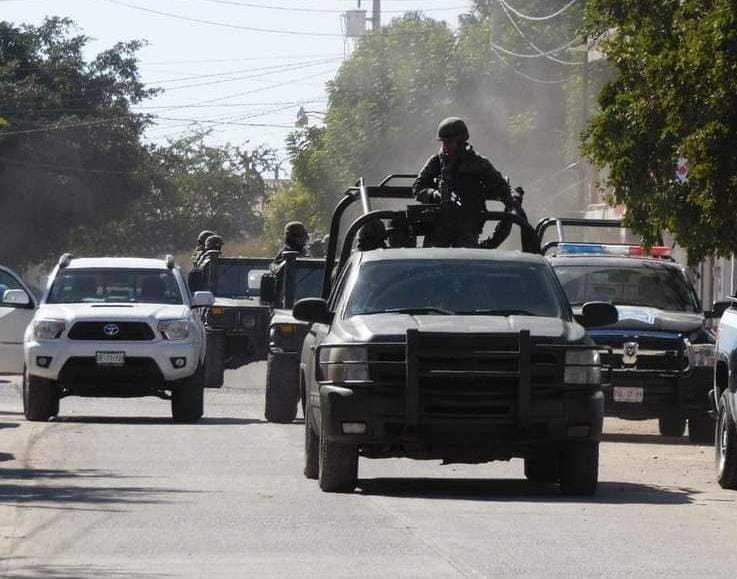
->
[{"left": 1, "top": 364, "right": 736, "bottom": 578}]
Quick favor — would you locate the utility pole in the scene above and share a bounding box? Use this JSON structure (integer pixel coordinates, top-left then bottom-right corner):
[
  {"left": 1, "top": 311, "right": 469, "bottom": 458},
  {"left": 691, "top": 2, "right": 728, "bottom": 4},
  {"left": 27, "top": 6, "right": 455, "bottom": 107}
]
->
[
  {"left": 372, "top": 0, "right": 381, "bottom": 32},
  {"left": 578, "top": 37, "right": 590, "bottom": 211}
]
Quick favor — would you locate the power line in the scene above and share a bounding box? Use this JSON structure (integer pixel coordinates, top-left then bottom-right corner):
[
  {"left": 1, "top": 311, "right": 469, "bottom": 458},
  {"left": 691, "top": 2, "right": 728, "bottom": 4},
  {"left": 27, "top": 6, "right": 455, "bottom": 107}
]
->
[
  {"left": 498, "top": 0, "right": 580, "bottom": 22},
  {"left": 196, "top": 0, "right": 467, "bottom": 14},
  {"left": 490, "top": 45, "right": 573, "bottom": 85},
  {"left": 489, "top": 35, "right": 580, "bottom": 59},
  {"left": 497, "top": 1, "right": 581, "bottom": 65},
  {"left": 99, "top": 0, "right": 345, "bottom": 37}
]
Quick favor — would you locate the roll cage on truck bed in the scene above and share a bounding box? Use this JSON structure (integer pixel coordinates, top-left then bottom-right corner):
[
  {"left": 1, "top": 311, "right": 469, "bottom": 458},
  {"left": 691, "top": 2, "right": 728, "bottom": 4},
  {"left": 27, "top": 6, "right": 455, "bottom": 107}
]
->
[{"left": 290, "top": 174, "right": 614, "bottom": 495}]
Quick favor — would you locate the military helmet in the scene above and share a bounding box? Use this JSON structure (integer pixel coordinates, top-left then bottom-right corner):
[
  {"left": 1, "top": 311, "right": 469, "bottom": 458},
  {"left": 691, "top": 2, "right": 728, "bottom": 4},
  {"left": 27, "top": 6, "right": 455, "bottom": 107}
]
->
[
  {"left": 204, "top": 234, "right": 223, "bottom": 251},
  {"left": 284, "top": 221, "right": 307, "bottom": 237},
  {"left": 197, "top": 229, "right": 216, "bottom": 245},
  {"left": 437, "top": 117, "right": 469, "bottom": 141},
  {"left": 357, "top": 220, "right": 387, "bottom": 250}
]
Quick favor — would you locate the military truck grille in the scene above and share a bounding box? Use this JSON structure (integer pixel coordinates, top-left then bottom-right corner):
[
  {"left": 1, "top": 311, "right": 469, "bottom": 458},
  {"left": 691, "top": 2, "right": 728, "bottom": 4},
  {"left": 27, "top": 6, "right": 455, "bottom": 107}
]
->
[
  {"left": 404, "top": 333, "right": 564, "bottom": 421},
  {"left": 68, "top": 322, "right": 155, "bottom": 341}
]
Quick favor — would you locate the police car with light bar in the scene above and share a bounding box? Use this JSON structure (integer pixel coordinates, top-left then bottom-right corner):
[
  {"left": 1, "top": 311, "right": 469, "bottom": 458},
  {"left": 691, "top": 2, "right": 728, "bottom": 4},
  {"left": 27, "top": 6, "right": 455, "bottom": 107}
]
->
[
  {"left": 22, "top": 254, "right": 214, "bottom": 422},
  {"left": 539, "top": 218, "right": 718, "bottom": 442}
]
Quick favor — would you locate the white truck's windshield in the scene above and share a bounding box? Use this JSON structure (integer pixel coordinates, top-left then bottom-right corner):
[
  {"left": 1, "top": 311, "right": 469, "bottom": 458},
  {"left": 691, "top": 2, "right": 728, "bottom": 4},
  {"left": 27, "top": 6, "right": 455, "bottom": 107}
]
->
[{"left": 47, "top": 269, "right": 183, "bottom": 305}]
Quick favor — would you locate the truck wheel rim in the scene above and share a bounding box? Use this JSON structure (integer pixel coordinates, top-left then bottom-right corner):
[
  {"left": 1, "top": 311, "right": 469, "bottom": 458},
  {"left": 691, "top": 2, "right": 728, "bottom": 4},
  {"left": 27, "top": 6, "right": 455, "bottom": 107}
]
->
[{"left": 719, "top": 412, "right": 728, "bottom": 473}]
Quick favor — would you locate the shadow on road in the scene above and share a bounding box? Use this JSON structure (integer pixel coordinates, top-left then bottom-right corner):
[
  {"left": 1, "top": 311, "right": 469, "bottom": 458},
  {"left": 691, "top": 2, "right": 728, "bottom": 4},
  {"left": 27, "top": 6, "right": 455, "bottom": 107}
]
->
[
  {"left": 56, "top": 415, "right": 264, "bottom": 426},
  {"left": 0, "top": 452, "right": 14, "bottom": 462},
  {"left": 1, "top": 562, "right": 170, "bottom": 579},
  {"left": 0, "top": 421, "right": 20, "bottom": 429},
  {"left": 0, "top": 465, "right": 195, "bottom": 508},
  {"left": 358, "top": 478, "right": 698, "bottom": 505},
  {"left": 602, "top": 432, "right": 709, "bottom": 446}
]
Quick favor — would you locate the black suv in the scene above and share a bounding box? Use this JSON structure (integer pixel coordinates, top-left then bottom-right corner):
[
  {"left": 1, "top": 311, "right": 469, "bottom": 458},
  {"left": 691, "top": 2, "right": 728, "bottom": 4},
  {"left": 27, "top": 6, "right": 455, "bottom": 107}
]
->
[
  {"left": 540, "top": 218, "right": 720, "bottom": 443},
  {"left": 293, "top": 177, "right": 615, "bottom": 495}
]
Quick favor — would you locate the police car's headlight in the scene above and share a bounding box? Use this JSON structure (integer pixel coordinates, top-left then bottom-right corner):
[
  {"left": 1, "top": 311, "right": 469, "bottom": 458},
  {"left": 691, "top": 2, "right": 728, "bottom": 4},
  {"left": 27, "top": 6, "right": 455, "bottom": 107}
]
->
[
  {"left": 565, "top": 349, "right": 601, "bottom": 384},
  {"left": 689, "top": 344, "right": 715, "bottom": 367},
  {"left": 319, "top": 346, "right": 369, "bottom": 382},
  {"left": 158, "top": 319, "right": 191, "bottom": 341},
  {"left": 33, "top": 319, "right": 66, "bottom": 340}
]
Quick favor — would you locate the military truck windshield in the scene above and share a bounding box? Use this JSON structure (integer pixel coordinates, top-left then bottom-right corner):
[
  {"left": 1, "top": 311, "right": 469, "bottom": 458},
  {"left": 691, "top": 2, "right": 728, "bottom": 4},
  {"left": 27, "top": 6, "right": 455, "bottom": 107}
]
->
[
  {"left": 47, "top": 269, "right": 183, "bottom": 304},
  {"left": 554, "top": 263, "right": 699, "bottom": 312},
  {"left": 346, "top": 260, "right": 563, "bottom": 318},
  {"left": 294, "top": 265, "right": 324, "bottom": 302},
  {"left": 213, "top": 262, "right": 268, "bottom": 298}
]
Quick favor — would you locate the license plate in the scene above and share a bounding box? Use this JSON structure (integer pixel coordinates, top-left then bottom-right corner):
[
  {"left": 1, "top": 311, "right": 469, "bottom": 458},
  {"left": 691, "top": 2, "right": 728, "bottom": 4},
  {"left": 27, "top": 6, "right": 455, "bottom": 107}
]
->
[
  {"left": 613, "top": 386, "right": 644, "bottom": 403},
  {"left": 96, "top": 351, "right": 125, "bottom": 366}
]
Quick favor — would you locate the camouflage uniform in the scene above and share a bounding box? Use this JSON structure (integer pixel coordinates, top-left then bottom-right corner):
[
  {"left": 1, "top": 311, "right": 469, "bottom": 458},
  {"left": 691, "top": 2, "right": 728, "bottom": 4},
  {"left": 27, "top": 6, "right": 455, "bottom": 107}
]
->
[
  {"left": 192, "top": 229, "right": 215, "bottom": 266},
  {"left": 412, "top": 117, "right": 523, "bottom": 248}
]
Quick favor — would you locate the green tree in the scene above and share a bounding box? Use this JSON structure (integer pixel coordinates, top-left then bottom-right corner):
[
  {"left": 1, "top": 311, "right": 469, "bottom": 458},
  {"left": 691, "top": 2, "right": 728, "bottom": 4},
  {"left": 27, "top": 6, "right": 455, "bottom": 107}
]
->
[
  {"left": 582, "top": 0, "right": 737, "bottom": 261},
  {"left": 0, "top": 18, "right": 155, "bottom": 269},
  {"left": 71, "top": 131, "right": 274, "bottom": 258},
  {"left": 285, "top": 4, "right": 590, "bottom": 235}
]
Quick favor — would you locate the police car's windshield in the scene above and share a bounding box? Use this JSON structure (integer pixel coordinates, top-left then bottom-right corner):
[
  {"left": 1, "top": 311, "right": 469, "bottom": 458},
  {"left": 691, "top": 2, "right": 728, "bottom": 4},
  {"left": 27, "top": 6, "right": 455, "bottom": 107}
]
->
[
  {"left": 345, "top": 260, "right": 563, "bottom": 318},
  {"left": 47, "top": 269, "right": 183, "bottom": 305},
  {"left": 553, "top": 263, "right": 699, "bottom": 312}
]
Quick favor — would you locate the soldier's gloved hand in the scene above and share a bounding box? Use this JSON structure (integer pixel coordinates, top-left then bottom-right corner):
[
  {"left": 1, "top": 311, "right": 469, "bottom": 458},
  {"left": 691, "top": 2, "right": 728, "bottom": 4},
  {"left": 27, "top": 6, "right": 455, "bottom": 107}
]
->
[
  {"left": 510, "top": 186, "right": 524, "bottom": 207},
  {"left": 417, "top": 189, "right": 442, "bottom": 204}
]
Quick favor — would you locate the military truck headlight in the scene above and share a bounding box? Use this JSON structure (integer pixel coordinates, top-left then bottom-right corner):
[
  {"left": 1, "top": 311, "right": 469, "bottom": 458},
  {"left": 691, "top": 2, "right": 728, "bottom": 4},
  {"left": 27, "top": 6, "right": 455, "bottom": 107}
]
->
[
  {"left": 158, "top": 319, "right": 191, "bottom": 341},
  {"left": 689, "top": 343, "right": 715, "bottom": 367},
  {"left": 33, "top": 319, "right": 66, "bottom": 340},
  {"left": 319, "top": 346, "right": 369, "bottom": 382},
  {"left": 565, "top": 349, "right": 601, "bottom": 384}
]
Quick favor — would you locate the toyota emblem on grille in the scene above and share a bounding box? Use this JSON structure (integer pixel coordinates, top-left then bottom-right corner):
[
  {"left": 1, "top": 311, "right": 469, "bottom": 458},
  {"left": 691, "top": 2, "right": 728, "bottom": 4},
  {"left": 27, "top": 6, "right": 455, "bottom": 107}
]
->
[
  {"left": 622, "top": 341, "right": 639, "bottom": 365},
  {"left": 103, "top": 323, "right": 120, "bottom": 337}
]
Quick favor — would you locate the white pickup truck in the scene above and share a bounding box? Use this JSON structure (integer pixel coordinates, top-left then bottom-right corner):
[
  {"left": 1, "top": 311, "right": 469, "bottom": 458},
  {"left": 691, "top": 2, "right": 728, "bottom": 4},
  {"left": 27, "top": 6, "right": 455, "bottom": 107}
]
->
[{"left": 22, "top": 254, "right": 214, "bottom": 422}]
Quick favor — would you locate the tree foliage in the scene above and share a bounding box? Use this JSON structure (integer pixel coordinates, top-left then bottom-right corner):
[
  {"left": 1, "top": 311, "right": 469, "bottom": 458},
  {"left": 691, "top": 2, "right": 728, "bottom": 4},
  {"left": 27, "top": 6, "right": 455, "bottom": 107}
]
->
[
  {"left": 70, "top": 131, "right": 274, "bottom": 257},
  {"left": 0, "top": 18, "right": 154, "bottom": 269},
  {"left": 281, "top": 4, "right": 588, "bottom": 237},
  {"left": 0, "top": 19, "right": 275, "bottom": 269},
  {"left": 583, "top": 0, "right": 737, "bottom": 260}
]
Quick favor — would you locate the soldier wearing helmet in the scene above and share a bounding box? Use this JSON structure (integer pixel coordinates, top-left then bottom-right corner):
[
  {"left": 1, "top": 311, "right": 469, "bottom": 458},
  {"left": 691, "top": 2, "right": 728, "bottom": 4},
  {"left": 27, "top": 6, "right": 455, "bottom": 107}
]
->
[
  {"left": 196, "top": 234, "right": 224, "bottom": 269},
  {"left": 192, "top": 229, "right": 215, "bottom": 266},
  {"left": 412, "top": 117, "right": 526, "bottom": 248},
  {"left": 274, "top": 221, "right": 309, "bottom": 263},
  {"left": 357, "top": 220, "right": 388, "bottom": 252}
]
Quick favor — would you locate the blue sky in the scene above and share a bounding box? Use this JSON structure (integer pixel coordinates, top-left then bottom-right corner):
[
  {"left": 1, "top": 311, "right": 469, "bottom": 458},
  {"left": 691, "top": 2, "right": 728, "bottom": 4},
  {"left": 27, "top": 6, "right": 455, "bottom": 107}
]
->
[{"left": 1, "top": 0, "right": 470, "bottom": 166}]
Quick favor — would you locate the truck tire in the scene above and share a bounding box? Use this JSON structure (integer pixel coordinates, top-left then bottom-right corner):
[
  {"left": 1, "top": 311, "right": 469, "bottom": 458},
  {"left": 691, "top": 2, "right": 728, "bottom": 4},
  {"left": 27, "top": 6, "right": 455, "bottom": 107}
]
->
[
  {"left": 204, "top": 332, "right": 226, "bottom": 388},
  {"left": 658, "top": 415, "right": 686, "bottom": 437},
  {"left": 524, "top": 455, "right": 560, "bottom": 483},
  {"left": 23, "top": 370, "right": 58, "bottom": 422},
  {"left": 716, "top": 392, "right": 737, "bottom": 489},
  {"left": 264, "top": 352, "right": 299, "bottom": 423},
  {"left": 172, "top": 366, "right": 204, "bottom": 423},
  {"left": 559, "top": 442, "right": 598, "bottom": 496},
  {"left": 304, "top": 412, "right": 319, "bottom": 480},
  {"left": 688, "top": 414, "right": 715, "bottom": 444},
  {"left": 318, "top": 422, "right": 358, "bottom": 492}
]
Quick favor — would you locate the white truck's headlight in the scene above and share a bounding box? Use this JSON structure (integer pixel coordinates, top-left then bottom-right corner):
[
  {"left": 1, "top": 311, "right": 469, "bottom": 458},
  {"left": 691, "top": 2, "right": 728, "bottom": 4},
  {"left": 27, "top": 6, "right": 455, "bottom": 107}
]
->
[
  {"left": 158, "top": 319, "right": 191, "bottom": 341},
  {"left": 689, "top": 343, "right": 715, "bottom": 367},
  {"left": 565, "top": 349, "right": 601, "bottom": 384},
  {"left": 33, "top": 319, "right": 66, "bottom": 340},
  {"left": 319, "top": 346, "right": 369, "bottom": 382}
]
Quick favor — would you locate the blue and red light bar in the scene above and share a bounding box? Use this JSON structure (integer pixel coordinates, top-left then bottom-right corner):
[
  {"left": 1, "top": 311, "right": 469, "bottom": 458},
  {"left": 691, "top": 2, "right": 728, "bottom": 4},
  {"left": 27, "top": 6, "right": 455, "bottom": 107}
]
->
[{"left": 558, "top": 243, "right": 672, "bottom": 257}]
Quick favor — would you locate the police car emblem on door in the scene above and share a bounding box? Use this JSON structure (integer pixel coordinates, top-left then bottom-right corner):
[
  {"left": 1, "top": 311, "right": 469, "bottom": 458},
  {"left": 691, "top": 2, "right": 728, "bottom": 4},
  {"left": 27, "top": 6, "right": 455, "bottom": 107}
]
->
[
  {"left": 103, "top": 323, "right": 120, "bottom": 337},
  {"left": 622, "top": 342, "right": 638, "bottom": 365}
]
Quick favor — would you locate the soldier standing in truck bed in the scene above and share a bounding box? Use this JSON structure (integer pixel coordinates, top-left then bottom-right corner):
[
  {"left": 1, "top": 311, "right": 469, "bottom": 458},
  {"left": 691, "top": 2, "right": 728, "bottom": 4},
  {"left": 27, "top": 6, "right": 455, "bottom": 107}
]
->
[{"left": 412, "top": 117, "right": 525, "bottom": 248}]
